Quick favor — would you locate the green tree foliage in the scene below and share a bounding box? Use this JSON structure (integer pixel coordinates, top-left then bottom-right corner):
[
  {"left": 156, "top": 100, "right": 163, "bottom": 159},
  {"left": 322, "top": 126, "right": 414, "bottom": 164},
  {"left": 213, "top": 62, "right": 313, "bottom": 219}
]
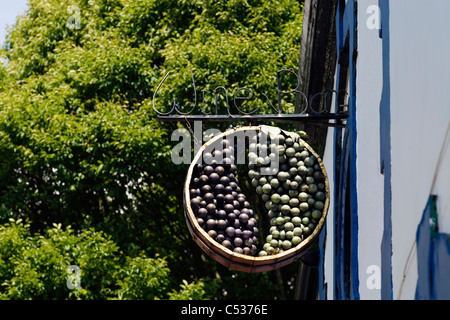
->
[
  {"left": 0, "top": 0, "right": 304, "bottom": 299},
  {"left": 0, "top": 219, "right": 206, "bottom": 299}
]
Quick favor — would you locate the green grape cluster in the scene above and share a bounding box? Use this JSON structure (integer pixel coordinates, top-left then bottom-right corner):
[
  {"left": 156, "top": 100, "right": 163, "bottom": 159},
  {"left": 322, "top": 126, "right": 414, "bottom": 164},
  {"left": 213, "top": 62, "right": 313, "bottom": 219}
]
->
[{"left": 247, "top": 132, "right": 326, "bottom": 256}]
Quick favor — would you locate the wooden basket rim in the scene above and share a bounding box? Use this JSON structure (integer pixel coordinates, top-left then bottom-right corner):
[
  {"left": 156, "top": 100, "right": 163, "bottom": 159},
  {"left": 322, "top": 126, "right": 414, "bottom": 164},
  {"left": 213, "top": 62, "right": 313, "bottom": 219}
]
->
[{"left": 184, "top": 126, "right": 330, "bottom": 270}]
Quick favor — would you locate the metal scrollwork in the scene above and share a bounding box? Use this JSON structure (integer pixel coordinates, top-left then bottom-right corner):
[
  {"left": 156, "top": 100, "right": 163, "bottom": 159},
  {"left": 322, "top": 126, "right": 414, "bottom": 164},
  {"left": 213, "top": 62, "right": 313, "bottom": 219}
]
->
[{"left": 153, "top": 68, "right": 349, "bottom": 127}]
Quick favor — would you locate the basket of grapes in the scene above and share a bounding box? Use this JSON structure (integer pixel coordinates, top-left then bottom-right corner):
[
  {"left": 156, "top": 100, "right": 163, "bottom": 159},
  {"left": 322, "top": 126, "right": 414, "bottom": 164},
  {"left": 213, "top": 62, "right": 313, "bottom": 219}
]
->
[{"left": 184, "top": 125, "right": 329, "bottom": 272}]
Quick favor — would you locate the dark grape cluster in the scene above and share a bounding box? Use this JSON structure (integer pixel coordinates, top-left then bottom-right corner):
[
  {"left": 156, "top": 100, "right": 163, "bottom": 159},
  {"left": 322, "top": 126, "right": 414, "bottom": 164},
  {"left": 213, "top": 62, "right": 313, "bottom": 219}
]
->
[{"left": 190, "top": 138, "right": 259, "bottom": 256}]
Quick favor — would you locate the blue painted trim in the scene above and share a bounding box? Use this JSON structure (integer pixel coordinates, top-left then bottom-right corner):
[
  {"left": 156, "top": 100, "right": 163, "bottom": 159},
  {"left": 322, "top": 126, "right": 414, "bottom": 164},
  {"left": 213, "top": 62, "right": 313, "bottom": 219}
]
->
[
  {"left": 378, "top": 0, "right": 393, "bottom": 300},
  {"left": 332, "top": 111, "right": 343, "bottom": 300},
  {"left": 416, "top": 195, "right": 450, "bottom": 300},
  {"left": 333, "top": 0, "right": 345, "bottom": 300},
  {"left": 335, "top": 0, "right": 345, "bottom": 52},
  {"left": 332, "top": 129, "right": 341, "bottom": 299},
  {"left": 318, "top": 217, "right": 327, "bottom": 300},
  {"left": 332, "top": 0, "right": 360, "bottom": 300},
  {"left": 318, "top": 0, "right": 349, "bottom": 301},
  {"left": 348, "top": 0, "right": 360, "bottom": 300},
  {"left": 415, "top": 195, "right": 435, "bottom": 299},
  {"left": 335, "top": 126, "right": 350, "bottom": 300},
  {"left": 333, "top": 1, "right": 344, "bottom": 300},
  {"left": 431, "top": 233, "right": 450, "bottom": 299}
]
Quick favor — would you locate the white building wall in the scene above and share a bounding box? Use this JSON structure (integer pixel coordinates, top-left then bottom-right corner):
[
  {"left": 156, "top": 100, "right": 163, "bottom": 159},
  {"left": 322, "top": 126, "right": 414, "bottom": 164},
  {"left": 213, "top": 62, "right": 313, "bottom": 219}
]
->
[
  {"left": 319, "top": 0, "right": 450, "bottom": 300},
  {"left": 433, "top": 126, "right": 450, "bottom": 234},
  {"left": 355, "top": 0, "right": 384, "bottom": 300},
  {"left": 321, "top": 109, "right": 336, "bottom": 300},
  {"left": 388, "top": 1, "right": 450, "bottom": 299}
]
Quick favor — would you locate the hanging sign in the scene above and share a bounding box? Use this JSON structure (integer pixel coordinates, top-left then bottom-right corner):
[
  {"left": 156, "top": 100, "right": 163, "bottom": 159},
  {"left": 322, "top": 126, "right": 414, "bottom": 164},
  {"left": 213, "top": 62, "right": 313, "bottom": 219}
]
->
[{"left": 184, "top": 125, "right": 329, "bottom": 272}]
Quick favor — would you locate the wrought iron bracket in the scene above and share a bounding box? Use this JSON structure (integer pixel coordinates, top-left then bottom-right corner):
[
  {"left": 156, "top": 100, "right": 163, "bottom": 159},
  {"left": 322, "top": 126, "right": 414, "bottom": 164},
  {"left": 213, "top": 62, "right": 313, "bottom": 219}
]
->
[{"left": 157, "top": 113, "right": 348, "bottom": 128}]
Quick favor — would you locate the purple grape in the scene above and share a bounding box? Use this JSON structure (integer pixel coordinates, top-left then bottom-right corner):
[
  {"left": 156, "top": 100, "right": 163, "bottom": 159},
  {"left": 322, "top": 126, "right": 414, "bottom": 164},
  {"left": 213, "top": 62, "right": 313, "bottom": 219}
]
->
[
  {"left": 227, "top": 212, "right": 236, "bottom": 222},
  {"left": 192, "top": 177, "right": 200, "bottom": 188},
  {"left": 225, "top": 227, "right": 235, "bottom": 238},
  {"left": 220, "top": 176, "right": 230, "bottom": 185},
  {"left": 224, "top": 204, "right": 234, "bottom": 213},
  {"left": 209, "top": 173, "right": 220, "bottom": 184},
  {"left": 216, "top": 233, "right": 225, "bottom": 243},
  {"left": 215, "top": 166, "right": 225, "bottom": 176},
  {"left": 217, "top": 219, "right": 227, "bottom": 230},
  {"left": 224, "top": 194, "right": 234, "bottom": 204},
  {"left": 195, "top": 164, "right": 204, "bottom": 174},
  {"left": 206, "top": 219, "right": 217, "bottom": 230},
  {"left": 223, "top": 157, "right": 232, "bottom": 167},
  {"left": 222, "top": 240, "right": 233, "bottom": 250},
  {"left": 222, "top": 139, "right": 230, "bottom": 148},
  {"left": 215, "top": 194, "right": 224, "bottom": 207},
  {"left": 244, "top": 238, "right": 253, "bottom": 247},
  {"left": 215, "top": 184, "right": 225, "bottom": 194},
  {"left": 203, "top": 166, "right": 214, "bottom": 176},
  {"left": 204, "top": 193, "right": 214, "bottom": 203},
  {"left": 191, "top": 197, "right": 201, "bottom": 211},
  {"left": 234, "top": 237, "right": 243, "bottom": 247},
  {"left": 197, "top": 208, "right": 208, "bottom": 218},
  {"left": 208, "top": 230, "right": 217, "bottom": 239},
  {"left": 223, "top": 148, "right": 232, "bottom": 158},
  {"left": 246, "top": 219, "right": 255, "bottom": 229},
  {"left": 213, "top": 149, "right": 223, "bottom": 160},
  {"left": 200, "top": 185, "right": 211, "bottom": 195},
  {"left": 216, "top": 209, "right": 227, "bottom": 220},
  {"left": 234, "top": 247, "right": 244, "bottom": 254},
  {"left": 190, "top": 188, "right": 201, "bottom": 198},
  {"left": 242, "top": 230, "right": 252, "bottom": 239},
  {"left": 206, "top": 203, "right": 216, "bottom": 214},
  {"left": 203, "top": 152, "right": 212, "bottom": 164},
  {"left": 239, "top": 213, "right": 249, "bottom": 224},
  {"left": 224, "top": 186, "right": 233, "bottom": 194},
  {"left": 229, "top": 182, "right": 238, "bottom": 191},
  {"left": 199, "top": 175, "right": 209, "bottom": 185}
]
